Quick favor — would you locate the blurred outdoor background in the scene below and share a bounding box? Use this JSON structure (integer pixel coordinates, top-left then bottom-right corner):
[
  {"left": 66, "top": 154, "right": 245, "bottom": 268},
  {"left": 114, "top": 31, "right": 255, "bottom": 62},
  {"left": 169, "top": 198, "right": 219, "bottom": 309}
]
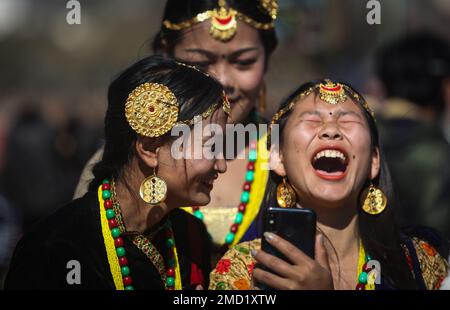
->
[{"left": 0, "top": 0, "right": 449, "bottom": 286}]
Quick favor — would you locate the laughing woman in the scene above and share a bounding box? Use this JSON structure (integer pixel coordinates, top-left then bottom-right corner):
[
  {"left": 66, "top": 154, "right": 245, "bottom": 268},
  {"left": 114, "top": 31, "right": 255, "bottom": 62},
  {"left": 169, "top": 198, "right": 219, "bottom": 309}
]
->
[
  {"left": 5, "top": 56, "right": 230, "bottom": 289},
  {"left": 209, "top": 80, "right": 449, "bottom": 290}
]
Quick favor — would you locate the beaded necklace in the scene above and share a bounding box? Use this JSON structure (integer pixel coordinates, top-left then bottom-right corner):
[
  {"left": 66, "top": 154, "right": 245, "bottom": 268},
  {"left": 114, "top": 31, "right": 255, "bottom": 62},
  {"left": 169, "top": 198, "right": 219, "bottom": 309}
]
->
[
  {"left": 356, "top": 240, "right": 376, "bottom": 290},
  {"left": 191, "top": 136, "right": 258, "bottom": 246},
  {"left": 98, "top": 179, "right": 182, "bottom": 290}
]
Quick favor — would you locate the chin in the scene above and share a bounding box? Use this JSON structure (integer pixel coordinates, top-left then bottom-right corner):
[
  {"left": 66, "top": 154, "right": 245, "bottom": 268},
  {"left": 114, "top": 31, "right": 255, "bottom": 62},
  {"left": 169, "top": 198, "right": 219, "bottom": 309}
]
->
[
  {"left": 190, "top": 193, "right": 211, "bottom": 207},
  {"left": 310, "top": 188, "right": 350, "bottom": 206}
]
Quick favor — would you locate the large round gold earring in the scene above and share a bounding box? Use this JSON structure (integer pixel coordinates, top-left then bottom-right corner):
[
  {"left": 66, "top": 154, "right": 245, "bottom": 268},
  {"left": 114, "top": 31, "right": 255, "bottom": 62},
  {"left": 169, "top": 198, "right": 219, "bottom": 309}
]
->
[
  {"left": 276, "top": 178, "right": 296, "bottom": 208},
  {"left": 361, "top": 184, "right": 387, "bottom": 215},
  {"left": 258, "top": 83, "right": 267, "bottom": 114},
  {"left": 139, "top": 169, "right": 167, "bottom": 205}
]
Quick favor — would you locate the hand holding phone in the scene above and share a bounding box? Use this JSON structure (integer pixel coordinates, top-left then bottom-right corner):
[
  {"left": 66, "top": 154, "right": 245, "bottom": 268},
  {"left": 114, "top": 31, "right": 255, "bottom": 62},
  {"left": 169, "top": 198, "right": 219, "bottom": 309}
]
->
[
  {"left": 256, "top": 207, "right": 318, "bottom": 290},
  {"left": 261, "top": 207, "right": 317, "bottom": 261}
]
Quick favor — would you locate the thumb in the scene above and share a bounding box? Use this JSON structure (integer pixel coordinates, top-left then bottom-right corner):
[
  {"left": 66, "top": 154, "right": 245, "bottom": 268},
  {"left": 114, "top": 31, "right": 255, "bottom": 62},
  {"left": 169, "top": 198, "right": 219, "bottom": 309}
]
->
[{"left": 315, "top": 234, "right": 331, "bottom": 272}]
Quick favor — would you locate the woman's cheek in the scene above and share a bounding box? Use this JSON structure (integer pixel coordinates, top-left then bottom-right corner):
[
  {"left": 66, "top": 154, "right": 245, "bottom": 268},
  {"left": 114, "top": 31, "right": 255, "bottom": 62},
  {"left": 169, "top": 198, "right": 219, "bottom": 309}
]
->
[{"left": 234, "top": 67, "right": 264, "bottom": 94}]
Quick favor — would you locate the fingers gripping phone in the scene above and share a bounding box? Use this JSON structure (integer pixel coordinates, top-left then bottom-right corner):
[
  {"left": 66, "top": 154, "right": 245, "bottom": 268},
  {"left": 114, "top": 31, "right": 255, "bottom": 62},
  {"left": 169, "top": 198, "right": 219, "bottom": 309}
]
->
[
  {"left": 262, "top": 207, "right": 317, "bottom": 262},
  {"left": 258, "top": 207, "right": 317, "bottom": 289}
]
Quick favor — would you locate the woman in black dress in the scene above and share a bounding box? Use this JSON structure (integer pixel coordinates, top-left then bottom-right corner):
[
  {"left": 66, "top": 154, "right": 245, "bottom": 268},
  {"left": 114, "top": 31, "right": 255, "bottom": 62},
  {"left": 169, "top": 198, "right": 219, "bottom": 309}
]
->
[{"left": 5, "top": 56, "right": 230, "bottom": 290}]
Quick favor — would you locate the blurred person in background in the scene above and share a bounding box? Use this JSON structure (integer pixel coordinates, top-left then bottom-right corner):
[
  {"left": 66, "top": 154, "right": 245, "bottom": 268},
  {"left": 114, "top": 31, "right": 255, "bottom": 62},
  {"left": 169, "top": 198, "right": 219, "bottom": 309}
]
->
[
  {"left": 375, "top": 32, "right": 450, "bottom": 238},
  {"left": 0, "top": 102, "right": 101, "bottom": 233},
  {"left": 0, "top": 194, "right": 19, "bottom": 288},
  {"left": 444, "top": 78, "right": 450, "bottom": 144},
  {"left": 0, "top": 120, "right": 19, "bottom": 288}
]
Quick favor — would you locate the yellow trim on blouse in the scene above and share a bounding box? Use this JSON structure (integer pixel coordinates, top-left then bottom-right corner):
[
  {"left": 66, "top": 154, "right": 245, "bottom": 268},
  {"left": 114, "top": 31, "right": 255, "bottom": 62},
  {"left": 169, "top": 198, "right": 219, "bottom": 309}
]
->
[
  {"left": 98, "top": 186, "right": 124, "bottom": 290},
  {"left": 232, "top": 133, "right": 269, "bottom": 246},
  {"left": 181, "top": 133, "right": 269, "bottom": 247}
]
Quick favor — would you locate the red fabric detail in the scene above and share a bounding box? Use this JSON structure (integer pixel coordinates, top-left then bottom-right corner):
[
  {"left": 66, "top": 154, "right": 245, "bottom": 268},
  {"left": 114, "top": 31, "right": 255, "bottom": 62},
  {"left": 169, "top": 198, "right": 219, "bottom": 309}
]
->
[
  {"left": 215, "top": 259, "right": 231, "bottom": 274},
  {"left": 190, "top": 263, "right": 205, "bottom": 286}
]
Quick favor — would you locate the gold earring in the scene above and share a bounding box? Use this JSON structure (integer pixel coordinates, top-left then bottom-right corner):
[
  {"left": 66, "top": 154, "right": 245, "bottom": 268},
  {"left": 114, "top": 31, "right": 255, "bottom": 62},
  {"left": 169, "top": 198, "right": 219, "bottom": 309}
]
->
[
  {"left": 361, "top": 184, "right": 387, "bottom": 215},
  {"left": 139, "top": 168, "right": 167, "bottom": 205},
  {"left": 258, "top": 83, "right": 267, "bottom": 114},
  {"left": 276, "top": 178, "right": 296, "bottom": 208}
]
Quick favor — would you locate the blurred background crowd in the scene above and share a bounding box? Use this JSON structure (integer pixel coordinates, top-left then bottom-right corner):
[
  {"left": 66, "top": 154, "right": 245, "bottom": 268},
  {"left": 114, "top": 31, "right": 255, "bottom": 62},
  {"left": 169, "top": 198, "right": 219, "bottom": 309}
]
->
[{"left": 0, "top": 0, "right": 449, "bottom": 286}]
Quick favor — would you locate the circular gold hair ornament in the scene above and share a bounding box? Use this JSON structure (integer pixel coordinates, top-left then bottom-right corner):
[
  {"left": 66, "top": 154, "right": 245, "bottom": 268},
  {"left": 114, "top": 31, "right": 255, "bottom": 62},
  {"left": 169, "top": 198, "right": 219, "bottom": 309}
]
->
[
  {"left": 125, "top": 82, "right": 179, "bottom": 138},
  {"left": 125, "top": 80, "right": 231, "bottom": 138}
]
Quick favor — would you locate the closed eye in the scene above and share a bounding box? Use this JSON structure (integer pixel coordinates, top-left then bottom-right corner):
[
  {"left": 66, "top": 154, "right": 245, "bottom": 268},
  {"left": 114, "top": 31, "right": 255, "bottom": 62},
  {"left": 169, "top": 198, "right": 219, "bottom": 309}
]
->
[
  {"left": 338, "top": 116, "right": 363, "bottom": 124},
  {"left": 234, "top": 58, "right": 257, "bottom": 69},
  {"left": 301, "top": 116, "right": 322, "bottom": 123}
]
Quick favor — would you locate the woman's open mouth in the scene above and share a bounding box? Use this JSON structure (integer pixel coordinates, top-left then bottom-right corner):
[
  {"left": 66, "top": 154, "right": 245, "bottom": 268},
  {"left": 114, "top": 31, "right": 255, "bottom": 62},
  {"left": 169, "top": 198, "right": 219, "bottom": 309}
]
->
[{"left": 311, "top": 148, "right": 349, "bottom": 181}]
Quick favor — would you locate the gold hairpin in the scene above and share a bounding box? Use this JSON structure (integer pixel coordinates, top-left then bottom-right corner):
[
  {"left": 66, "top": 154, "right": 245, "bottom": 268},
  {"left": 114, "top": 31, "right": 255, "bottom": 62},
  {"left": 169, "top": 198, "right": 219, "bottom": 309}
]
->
[
  {"left": 125, "top": 83, "right": 179, "bottom": 138},
  {"left": 125, "top": 83, "right": 230, "bottom": 138}
]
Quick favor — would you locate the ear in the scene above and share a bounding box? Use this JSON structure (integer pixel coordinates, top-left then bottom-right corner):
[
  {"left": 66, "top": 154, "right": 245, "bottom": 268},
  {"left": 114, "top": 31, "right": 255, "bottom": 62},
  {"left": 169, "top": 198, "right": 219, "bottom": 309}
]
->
[
  {"left": 135, "top": 136, "right": 160, "bottom": 169},
  {"left": 269, "top": 144, "right": 287, "bottom": 177},
  {"left": 370, "top": 147, "right": 381, "bottom": 180},
  {"left": 160, "top": 39, "right": 170, "bottom": 57}
]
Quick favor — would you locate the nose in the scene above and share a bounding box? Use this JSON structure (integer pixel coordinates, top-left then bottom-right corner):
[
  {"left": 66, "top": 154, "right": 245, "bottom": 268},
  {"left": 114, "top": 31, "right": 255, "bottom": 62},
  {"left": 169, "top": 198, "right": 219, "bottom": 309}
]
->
[
  {"left": 318, "top": 122, "right": 343, "bottom": 141},
  {"left": 214, "top": 157, "right": 227, "bottom": 174},
  {"left": 209, "top": 64, "right": 235, "bottom": 95}
]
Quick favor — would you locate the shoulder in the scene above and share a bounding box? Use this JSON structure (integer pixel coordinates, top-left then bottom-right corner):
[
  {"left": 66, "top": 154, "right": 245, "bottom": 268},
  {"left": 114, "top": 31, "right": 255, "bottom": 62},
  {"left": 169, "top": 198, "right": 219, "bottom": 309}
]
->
[
  {"left": 28, "top": 192, "right": 98, "bottom": 243},
  {"left": 402, "top": 227, "right": 449, "bottom": 290},
  {"left": 11, "top": 191, "right": 99, "bottom": 263},
  {"left": 209, "top": 239, "right": 260, "bottom": 290},
  {"left": 5, "top": 192, "right": 101, "bottom": 288}
]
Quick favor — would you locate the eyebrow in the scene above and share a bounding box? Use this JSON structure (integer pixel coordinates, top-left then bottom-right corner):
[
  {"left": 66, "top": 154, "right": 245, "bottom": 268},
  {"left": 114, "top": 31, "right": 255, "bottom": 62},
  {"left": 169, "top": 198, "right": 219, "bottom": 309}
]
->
[
  {"left": 299, "top": 111, "right": 321, "bottom": 118},
  {"left": 184, "top": 47, "right": 259, "bottom": 59},
  {"left": 298, "top": 110, "right": 363, "bottom": 119},
  {"left": 335, "top": 110, "right": 363, "bottom": 119}
]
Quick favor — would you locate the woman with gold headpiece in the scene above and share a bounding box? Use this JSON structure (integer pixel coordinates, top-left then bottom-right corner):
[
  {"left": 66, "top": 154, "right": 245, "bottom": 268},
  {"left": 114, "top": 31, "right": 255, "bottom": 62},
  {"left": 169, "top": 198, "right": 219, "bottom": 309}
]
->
[
  {"left": 209, "top": 80, "right": 449, "bottom": 290},
  {"left": 5, "top": 56, "right": 231, "bottom": 289},
  {"left": 74, "top": 0, "right": 279, "bottom": 262}
]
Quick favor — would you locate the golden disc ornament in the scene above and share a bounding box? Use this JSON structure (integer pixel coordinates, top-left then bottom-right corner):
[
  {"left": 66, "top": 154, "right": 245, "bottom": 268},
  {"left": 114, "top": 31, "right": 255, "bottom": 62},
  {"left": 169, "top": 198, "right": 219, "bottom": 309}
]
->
[
  {"left": 361, "top": 184, "right": 387, "bottom": 215},
  {"left": 139, "top": 174, "right": 168, "bottom": 205},
  {"left": 209, "top": 1, "right": 238, "bottom": 42},
  {"left": 319, "top": 80, "right": 348, "bottom": 105},
  {"left": 276, "top": 178, "right": 296, "bottom": 208},
  {"left": 125, "top": 82, "right": 179, "bottom": 138}
]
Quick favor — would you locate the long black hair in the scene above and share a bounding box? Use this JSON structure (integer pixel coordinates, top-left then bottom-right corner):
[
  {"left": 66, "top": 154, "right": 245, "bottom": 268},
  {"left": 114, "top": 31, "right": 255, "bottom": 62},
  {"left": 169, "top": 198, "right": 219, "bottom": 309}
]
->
[
  {"left": 263, "top": 80, "right": 418, "bottom": 289},
  {"left": 89, "top": 55, "right": 224, "bottom": 191},
  {"left": 152, "top": 0, "right": 278, "bottom": 66}
]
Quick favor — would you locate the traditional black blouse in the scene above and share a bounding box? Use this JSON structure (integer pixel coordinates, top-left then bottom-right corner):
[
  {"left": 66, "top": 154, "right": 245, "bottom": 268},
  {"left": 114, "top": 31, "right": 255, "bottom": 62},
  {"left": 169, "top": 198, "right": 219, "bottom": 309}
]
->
[{"left": 5, "top": 191, "right": 211, "bottom": 289}]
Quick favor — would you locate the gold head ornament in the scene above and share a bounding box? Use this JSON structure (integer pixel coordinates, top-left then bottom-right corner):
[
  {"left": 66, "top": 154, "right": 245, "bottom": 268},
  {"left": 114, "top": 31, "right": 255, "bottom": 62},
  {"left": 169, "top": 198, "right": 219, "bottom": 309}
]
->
[
  {"left": 125, "top": 82, "right": 230, "bottom": 138},
  {"left": 163, "top": 0, "right": 278, "bottom": 42}
]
